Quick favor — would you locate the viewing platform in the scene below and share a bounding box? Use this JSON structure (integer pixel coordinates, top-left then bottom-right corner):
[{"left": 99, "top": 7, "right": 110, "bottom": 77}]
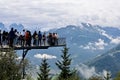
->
[
  {"left": 0, "top": 38, "right": 66, "bottom": 51},
  {"left": 0, "top": 26, "right": 67, "bottom": 79},
  {"left": 0, "top": 33, "right": 66, "bottom": 79}
]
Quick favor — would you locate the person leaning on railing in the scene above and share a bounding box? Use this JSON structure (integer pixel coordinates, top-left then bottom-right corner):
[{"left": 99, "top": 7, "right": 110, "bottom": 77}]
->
[
  {"left": 33, "top": 31, "right": 37, "bottom": 46},
  {"left": 55, "top": 33, "right": 58, "bottom": 45},
  {"left": 47, "top": 33, "right": 52, "bottom": 46},
  {"left": 25, "top": 30, "right": 32, "bottom": 46},
  {"left": 8, "top": 28, "right": 16, "bottom": 47},
  {"left": 42, "top": 32, "right": 46, "bottom": 46},
  {"left": 38, "top": 31, "right": 42, "bottom": 46},
  {"left": 21, "top": 29, "right": 25, "bottom": 46}
]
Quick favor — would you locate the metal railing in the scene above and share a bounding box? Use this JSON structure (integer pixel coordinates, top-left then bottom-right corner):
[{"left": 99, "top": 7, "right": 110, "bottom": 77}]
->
[
  {"left": 0, "top": 37, "right": 66, "bottom": 49},
  {"left": 57, "top": 38, "right": 66, "bottom": 46}
]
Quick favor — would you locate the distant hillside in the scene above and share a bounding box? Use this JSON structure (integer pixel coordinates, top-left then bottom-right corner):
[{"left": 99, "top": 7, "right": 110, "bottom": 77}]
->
[{"left": 87, "top": 44, "right": 120, "bottom": 77}]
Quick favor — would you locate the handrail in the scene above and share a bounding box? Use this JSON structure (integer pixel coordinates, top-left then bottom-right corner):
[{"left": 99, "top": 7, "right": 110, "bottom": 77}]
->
[{"left": 0, "top": 38, "right": 66, "bottom": 50}]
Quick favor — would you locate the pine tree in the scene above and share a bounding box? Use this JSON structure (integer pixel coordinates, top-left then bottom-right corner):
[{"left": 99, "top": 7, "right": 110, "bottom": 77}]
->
[
  {"left": 37, "top": 58, "right": 51, "bottom": 80},
  {"left": 56, "top": 46, "right": 72, "bottom": 79},
  {"left": 0, "top": 49, "right": 22, "bottom": 80}
]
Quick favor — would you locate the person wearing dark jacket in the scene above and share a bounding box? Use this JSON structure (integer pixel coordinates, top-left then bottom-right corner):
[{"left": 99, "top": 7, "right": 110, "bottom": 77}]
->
[
  {"left": 8, "top": 28, "right": 15, "bottom": 47},
  {"left": 38, "top": 31, "right": 42, "bottom": 46},
  {"left": 33, "top": 31, "right": 37, "bottom": 45}
]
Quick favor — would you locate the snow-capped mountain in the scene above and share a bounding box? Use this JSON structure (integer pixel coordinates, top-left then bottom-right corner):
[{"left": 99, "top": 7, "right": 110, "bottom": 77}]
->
[
  {"left": 0, "top": 22, "right": 25, "bottom": 32},
  {"left": 0, "top": 22, "right": 7, "bottom": 31},
  {"left": 9, "top": 23, "right": 25, "bottom": 32}
]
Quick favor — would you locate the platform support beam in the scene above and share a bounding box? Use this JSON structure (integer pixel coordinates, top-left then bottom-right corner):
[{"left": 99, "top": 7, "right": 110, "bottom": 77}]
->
[{"left": 20, "top": 49, "right": 30, "bottom": 79}]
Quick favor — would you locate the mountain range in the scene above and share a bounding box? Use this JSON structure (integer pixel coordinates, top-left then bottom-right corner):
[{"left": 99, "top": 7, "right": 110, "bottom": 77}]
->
[{"left": 0, "top": 22, "right": 120, "bottom": 78}]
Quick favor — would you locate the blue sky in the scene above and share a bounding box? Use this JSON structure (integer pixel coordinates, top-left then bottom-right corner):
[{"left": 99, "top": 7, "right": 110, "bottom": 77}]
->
[{"left": 0, "top": 0, "right": 120, "bottom": 30}]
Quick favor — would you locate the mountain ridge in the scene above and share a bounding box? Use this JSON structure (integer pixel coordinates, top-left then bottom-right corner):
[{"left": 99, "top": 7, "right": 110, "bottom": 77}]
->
[{"left": 87, "top": 44, "right": 120, "bottom": 77}]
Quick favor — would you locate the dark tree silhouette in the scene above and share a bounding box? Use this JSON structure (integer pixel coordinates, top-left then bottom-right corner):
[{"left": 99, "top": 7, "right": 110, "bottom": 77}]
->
[
  {"left": 56, "top": 46, "right": 72, "bottom": 79},
  {"left": 0, "top": 49, "right": 22, "bottom": 80},
  {"left": 37, "top": 58, "right": 51, "bottom": 80}
]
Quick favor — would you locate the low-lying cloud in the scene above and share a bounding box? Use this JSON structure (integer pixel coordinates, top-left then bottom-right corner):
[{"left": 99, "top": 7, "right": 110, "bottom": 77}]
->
[
  {"left": 34, "top": 53, "right": 57, "bottom": 59},
  {"left": 77, "top": 63, "right": 111, "bottom": 79},
  {"left": 80, "top": 39, "right": 108, "bottom": 50},
  {"left": 98, "top": 29, "right": 120, "bottom": 44},
  {"left": 110, "top": 37, "right": 120, "bottom": 44},
  {"left": 77, "top": 64, "right": 97, "bottom": 79},
  {"left": 98, "top": 29, "right": 112, "bottom": 40}
]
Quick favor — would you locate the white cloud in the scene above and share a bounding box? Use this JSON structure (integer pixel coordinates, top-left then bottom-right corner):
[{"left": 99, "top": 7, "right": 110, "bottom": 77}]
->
[
  {"left": 77, "top": 64, "right": 98, "bottom": 79},
  {"left": 108, "top": 53, "right": 114, "bottom": 57},
  {"left": 98, "top": 29, "right": 120, "bottom": 45},
  {"left": 0, "top": 0, "right": 120, "bottom": 30},
  {"left": 80, "top": 39, "right": 107, "bottom": 50},
  {"left": 110, "top": 37, "right": 120, "bottom": 44},
  {"left": 34, "top": 53, "right": 57, "bottom": 59},
  {"left": 77, "top": 64, "right": 111, "bottom": 79},
  {"left": 95, "top": 39, "right": 108, "bottom": 50},
  {"left": 98, "top": 29, "right": 112, "bottom": 40}
]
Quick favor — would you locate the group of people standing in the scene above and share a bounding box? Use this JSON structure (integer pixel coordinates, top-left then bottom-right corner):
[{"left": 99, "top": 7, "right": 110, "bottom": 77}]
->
[{"left": 0, "top": 28, "right": 59, "bottom": 47}]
